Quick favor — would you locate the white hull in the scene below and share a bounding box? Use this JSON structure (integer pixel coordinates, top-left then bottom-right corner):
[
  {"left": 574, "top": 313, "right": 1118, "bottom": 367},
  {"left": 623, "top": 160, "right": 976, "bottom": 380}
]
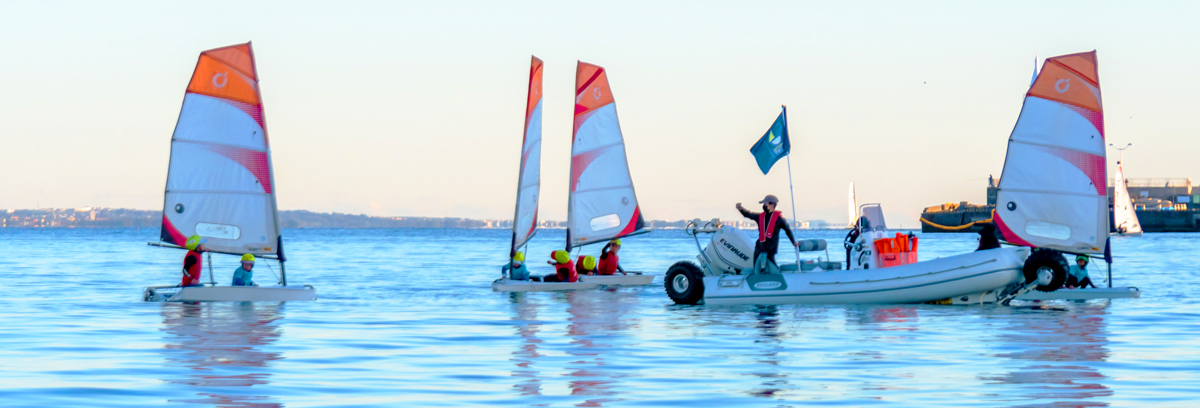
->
[
  {"left": 492, "top": 278, "right": 600, "bottom": 292},
  {"left": 145, "top": 285, "right": 317, "bottom": 302},
  {"left": 581, "top": 273, "right": 654, "bottom": 286},
  {"left": 1016, "top": 286, "right": 1140, "bottom": 300},
  {"left": 702, "top": 247, "right": 1030, "bottom": 305}
]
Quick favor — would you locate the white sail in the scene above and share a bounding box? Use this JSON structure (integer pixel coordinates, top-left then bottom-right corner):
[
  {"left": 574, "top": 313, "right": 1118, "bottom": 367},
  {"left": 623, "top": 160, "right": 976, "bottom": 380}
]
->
[
  {"left": 567, "top": 61, "right": 646, "bottom": 248},
  {"left": 1112, "top": 162, "right": 1142, "bottom": 235},
  {"left": 160, "top": 43, "right": 282, "bottom": 257},
  {"left": 848, "top": 182, "right": 857, "bottom": 227},
  {"left": 510, "top": 56, "right": 543, "bottom": 254},
  {"left": 995, "top": 51, "right": 1108, "bottom": 254}
]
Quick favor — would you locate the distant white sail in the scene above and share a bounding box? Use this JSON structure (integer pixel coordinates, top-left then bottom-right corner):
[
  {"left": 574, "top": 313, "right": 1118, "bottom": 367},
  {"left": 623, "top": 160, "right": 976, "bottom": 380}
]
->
[
  {"left": 160, "top": 43, "right": 283, "bottom": 257},
  {"left": 1112, "top": 162, "right": 1142, "bottom": 235},
  {"left": 510, "top": 56, "right": 543, "bottom": 254},
  {"left": 848, "top": 182, "right": 857, "bottom": 227},
  {"left": 996, "top": 51, "right": 1108, "bottom": 254},
  {"left": 567, "top": 61, "right": 646, "bottom": 248}
]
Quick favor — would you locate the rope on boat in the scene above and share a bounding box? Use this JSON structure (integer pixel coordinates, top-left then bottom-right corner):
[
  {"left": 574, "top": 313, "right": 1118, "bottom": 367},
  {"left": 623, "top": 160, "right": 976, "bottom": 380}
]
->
[{"left": 919, "top": 216, "right": 993, "bottom": 231}]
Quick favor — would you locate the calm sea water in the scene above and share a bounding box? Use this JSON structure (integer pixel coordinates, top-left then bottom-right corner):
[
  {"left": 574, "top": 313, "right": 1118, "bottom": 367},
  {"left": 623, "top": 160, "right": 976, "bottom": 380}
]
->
[{"left": 1, "top": 228, "right": 1197, "bottom": 407}]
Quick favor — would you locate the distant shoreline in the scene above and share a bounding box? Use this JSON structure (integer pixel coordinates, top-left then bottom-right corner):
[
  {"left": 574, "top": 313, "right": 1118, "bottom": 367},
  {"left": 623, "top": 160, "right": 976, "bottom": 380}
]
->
[{"left": 2, "top": 207, "right": 853, "bottom": 230}]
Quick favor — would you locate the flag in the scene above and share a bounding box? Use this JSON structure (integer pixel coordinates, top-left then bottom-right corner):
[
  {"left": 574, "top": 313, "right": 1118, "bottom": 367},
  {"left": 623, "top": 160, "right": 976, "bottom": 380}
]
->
[{"left": 749, "top": 107, "right": 790, "bottom": 174}]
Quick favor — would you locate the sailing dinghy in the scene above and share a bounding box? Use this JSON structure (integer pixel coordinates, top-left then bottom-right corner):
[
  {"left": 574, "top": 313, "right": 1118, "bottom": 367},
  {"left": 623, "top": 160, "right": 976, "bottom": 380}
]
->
[
  {"left": 567, "top": 61, "right": 653, "bottom": 286},
  {"left": 144, "top": 43, "right": 316, "bottom": 302},
  {"left": 666, "top": 51, "right": 1136, "bottom": 305},
  {"left": 1111, "top": 161, "right": 1142, "bottom": 236},
  {"left": 492, "top": 57, "right": 600, "bottom": 292}
]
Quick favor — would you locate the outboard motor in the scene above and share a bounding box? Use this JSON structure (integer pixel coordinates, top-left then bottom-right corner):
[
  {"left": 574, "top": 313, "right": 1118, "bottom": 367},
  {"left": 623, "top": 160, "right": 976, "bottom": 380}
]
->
[{"left": 699, "top": 226, "right": 755, "bottom": 275}]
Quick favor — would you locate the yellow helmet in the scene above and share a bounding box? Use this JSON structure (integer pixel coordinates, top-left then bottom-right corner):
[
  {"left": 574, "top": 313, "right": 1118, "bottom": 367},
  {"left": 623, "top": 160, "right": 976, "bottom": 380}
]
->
[
  {"left": 553, "top": 250, "right": 569, "bottom": 264},
  {"left": 582, "top": 255, "right": 597, "bottom": 270},
  {"left": 185, "top": 235, "right": 206, "bottom": 251},
  {"left": 513, "top": 251, "right": 525, "bottom": 262},
  {"left": 241, "top": 254, "right": 256, "bottom": 262},
  {"left": 610, "top": 239, "right": 621, "bottom": 246}
]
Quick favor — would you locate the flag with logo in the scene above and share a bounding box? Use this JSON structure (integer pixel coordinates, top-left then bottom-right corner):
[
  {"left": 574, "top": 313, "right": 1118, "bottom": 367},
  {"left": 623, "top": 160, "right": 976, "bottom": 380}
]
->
[{"left": 749, "top": 107, "right": 790, "bottom": 174}]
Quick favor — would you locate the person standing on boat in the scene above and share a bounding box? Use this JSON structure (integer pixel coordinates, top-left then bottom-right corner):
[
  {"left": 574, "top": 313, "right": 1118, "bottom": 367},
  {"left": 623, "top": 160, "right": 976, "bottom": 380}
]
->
[
  {"left": 181, "top": 235, "right": 207, "bottom": 287},
  {"left": 540, "top": 250, "right": 578, "bottom": 283},
  {"left": 736, "top": 195, "right": 799, "bottom": 271},
  {"left": 576, "top": 255, "right": 598, "bottom": 276},
  {"left": 232, "top": 254, "right": 258, "bottom": 286},
  {"left": 1067, "top": 255, "right": 1098, "bottom": 289},
  {"left": 501, "top": 251, "right": 530, "bottom": 281},
  {"left": 597, "top": 239, "right": 625, "bottom": 275}
]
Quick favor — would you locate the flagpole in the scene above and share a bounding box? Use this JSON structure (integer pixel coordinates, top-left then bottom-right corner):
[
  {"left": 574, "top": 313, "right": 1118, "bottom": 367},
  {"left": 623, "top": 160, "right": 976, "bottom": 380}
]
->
[{"left": 782, "top": 105, "right": 801, "bottom": 267}]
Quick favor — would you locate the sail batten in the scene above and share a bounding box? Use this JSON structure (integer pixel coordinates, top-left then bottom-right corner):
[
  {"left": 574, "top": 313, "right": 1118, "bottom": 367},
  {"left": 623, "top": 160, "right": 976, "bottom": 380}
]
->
[
  {"left": 567, "top": 61, "right": 646, "bottom": 248},
  {"left": 996, "top": 51, "right": 1108, "bottom": 253},
  {"left": 160, "top": 42, "right": 282, "bottom": 257},
  {"left": 510, "top": 56, "right": 544, "bottom": 255}
]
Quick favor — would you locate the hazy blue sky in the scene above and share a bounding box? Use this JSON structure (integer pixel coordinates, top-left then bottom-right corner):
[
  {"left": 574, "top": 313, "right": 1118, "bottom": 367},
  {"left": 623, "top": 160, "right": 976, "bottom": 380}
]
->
[{"left": 2, "top": 1, "right": 1197, "bottom": 226}]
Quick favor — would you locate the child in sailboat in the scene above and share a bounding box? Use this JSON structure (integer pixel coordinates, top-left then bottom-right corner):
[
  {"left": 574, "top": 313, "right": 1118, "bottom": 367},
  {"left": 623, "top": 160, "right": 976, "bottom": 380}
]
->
[
  {"left": 576, "top": 255, "right": 597, "bottom": 276},
  {"left": 537, "top": 250, "right": 578, "bottom": 283},
  {"left": 501, "top": 252, "right": 530, "bottom": 281},
  {"left": 1066, "top": 255, "right": 1098, "bottom": 289},
  {"left": 232, "top": 254, "right": 258, "bottom": 286},
  {"left": 181, "top": 235, "right": 207, "bottom": 287},
  {"left": 597, "top": 239, "right": 625, "bottom": 275}
]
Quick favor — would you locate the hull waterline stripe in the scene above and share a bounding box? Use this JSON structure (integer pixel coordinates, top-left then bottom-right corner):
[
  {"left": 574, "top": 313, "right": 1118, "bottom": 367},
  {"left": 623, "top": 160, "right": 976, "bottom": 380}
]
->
[{"left": 706, "top": 266, "right": 1021, "bottom": 300}]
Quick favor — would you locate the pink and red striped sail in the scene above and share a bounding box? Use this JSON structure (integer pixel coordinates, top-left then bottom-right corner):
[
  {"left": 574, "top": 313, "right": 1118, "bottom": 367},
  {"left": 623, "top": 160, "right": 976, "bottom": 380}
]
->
[
  {"left": 995, "top": 51, "right": 1108, "bottom": 253},
  {"left": 510, "top": 56, "right": 543, "bottom": 255},
  {"left": 567, "top": 61, "right": 646, "bottom": 248},
  {"left": 160, "top": 43, "right": 283, "bottom": 257}
]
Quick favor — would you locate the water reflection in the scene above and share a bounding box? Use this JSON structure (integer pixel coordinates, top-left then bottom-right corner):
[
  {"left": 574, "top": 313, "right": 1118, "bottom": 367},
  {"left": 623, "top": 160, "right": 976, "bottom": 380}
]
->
[
  {"left": 564, "top": 290, "right": 639, "bottom": 407},
  {"left": 985, "top": 302, "right": 1113, "bottom": 405},
  {"left": 159, "top": 302, "right": 284, "bottom": 407},
  {"left": 746, "top": 305, "right": 790, "bottom": 398},
  {"left": 507, "top": 292, "right": 544, "bottom": 396}
]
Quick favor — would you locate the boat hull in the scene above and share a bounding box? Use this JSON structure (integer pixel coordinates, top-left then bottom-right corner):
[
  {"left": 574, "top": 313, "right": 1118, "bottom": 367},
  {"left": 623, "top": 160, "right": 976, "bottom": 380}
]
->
[
  {"left": 581, "top": 273, "right": 654, "bottom": 286},
  {"left": 492, "top": 278, "right": 600, "bottom": 292},
  {"left": 1016, "top": 286, "right": 1140, "bottom": 300},
  {"left": 702, "top": 247, "right": 1029, "bottom": 305},
  {"left": 144, "top": 285, "right": 317, "bottom": 302}
]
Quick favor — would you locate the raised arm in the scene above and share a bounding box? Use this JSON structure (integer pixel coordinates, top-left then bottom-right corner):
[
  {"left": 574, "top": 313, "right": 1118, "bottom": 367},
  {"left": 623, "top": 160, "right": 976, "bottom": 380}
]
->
[{"left": 735, "top": 202, "right": 759, "bottom": 220}]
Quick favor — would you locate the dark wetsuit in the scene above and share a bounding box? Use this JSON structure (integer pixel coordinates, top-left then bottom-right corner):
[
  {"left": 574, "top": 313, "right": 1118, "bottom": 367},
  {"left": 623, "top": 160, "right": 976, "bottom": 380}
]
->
[
  {"left": 738, "top": 207, "right": 797, "bottom": 266},
  {"left": 976, "top": 223, "right": 1000, "bottom": 251}
]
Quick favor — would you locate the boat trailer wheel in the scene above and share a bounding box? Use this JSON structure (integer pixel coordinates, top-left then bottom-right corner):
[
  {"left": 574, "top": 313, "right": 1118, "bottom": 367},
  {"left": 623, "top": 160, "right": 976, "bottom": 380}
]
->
[
  {"left": 672, "top": 274, "right": 690, "bottom": 293},
  {"left": 1022, "top": 250, "right": 1068, "bottom": 292}
]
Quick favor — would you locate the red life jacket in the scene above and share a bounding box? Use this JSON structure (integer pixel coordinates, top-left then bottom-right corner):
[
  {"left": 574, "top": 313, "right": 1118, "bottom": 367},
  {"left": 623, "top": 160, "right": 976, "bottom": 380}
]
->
[
  {"left": 556, "top": 260, "right": 578, "bottom": 282},
  {"left": 598, "top": 252, "right": 619, "bottom": 275},
  {"left": 758, "top": 211, "right": 781, "bottom": 242},
  {"left": 182, "top": 250, "right": 203, "bottom": 286}
]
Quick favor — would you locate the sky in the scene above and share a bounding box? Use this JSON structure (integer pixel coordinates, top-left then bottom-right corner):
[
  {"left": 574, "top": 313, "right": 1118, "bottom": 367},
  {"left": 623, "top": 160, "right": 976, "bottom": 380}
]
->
[{"left": 1, "top": 1, "right": 1198, "bottom": 227}]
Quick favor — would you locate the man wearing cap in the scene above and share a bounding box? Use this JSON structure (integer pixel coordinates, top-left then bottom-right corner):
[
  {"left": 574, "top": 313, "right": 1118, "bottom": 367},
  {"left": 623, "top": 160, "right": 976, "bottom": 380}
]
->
[
  {"left": 736, "top": 195, "right": 799, "bottom": 272},
  {"left": 181, "top": 234, "right": 207, "bottom": 287}
]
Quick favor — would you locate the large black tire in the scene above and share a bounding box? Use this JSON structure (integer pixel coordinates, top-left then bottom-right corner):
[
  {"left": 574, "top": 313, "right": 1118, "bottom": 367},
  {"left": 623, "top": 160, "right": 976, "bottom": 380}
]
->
[
  {"left": 1023, "top": 249, "right": 1068, "bottom": 292},
  {"left": 665, "top": 261, "right": 705, "bottom": 305}
]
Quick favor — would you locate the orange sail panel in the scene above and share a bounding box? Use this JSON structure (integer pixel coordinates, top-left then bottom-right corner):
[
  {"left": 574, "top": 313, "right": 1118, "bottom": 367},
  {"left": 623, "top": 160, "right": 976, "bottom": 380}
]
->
[
  {"left": 160, "top": 43, "right": 282, "bottom": 258},
  {"left": 567, "top": 61, "right": 647, "bottom": 248},
  {"left": 995, "top": 51, "right": 1108, "bottom": 254},
  {"left": 511, "top": 56, "right": 543, "bottom": 254}
]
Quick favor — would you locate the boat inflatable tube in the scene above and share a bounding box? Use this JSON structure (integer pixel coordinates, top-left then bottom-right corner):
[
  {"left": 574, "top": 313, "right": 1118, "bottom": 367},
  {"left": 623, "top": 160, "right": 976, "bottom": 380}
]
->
[{"left": 795, "top": 239, "right": 827, "bottom": 252}]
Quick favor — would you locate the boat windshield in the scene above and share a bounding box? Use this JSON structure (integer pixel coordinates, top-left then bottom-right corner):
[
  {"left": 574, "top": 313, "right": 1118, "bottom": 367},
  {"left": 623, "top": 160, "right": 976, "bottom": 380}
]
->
[{"left": 858, "top": 204, "right": 887, "bottom": 231}]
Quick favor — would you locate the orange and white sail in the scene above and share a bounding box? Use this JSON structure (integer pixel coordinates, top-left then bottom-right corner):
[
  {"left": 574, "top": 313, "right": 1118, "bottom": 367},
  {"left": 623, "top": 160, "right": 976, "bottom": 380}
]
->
[
  {"left": 1112, "top": 162, "right": 1141, "bottom": 235},
  {"left": 159, "top": 43, "right": 283, "bottom": 258},
  {"left": 566, "top": 61, "right": 646, "bottom": 248},
  {"left": 995, "top": 51, "right": 1108, "bottom": 254},
  {"left": 510, "top": 56, "right": 543, "bottom": 255}
]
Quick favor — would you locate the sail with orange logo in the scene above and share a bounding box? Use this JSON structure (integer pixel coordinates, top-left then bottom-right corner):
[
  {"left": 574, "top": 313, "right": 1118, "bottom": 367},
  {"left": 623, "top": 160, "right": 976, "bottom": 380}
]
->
[
  {"left": 158, "top": 42, "right": 283, "bottom": 259},
  {"left": 995, "top": 51, "right": 1109, "bottom": 254},
  {"left": 566, "top": 61, "right": 648, "bottom": 249},
  {"left": 510, "top": 56, "right": 543, "bottom": 256}
]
